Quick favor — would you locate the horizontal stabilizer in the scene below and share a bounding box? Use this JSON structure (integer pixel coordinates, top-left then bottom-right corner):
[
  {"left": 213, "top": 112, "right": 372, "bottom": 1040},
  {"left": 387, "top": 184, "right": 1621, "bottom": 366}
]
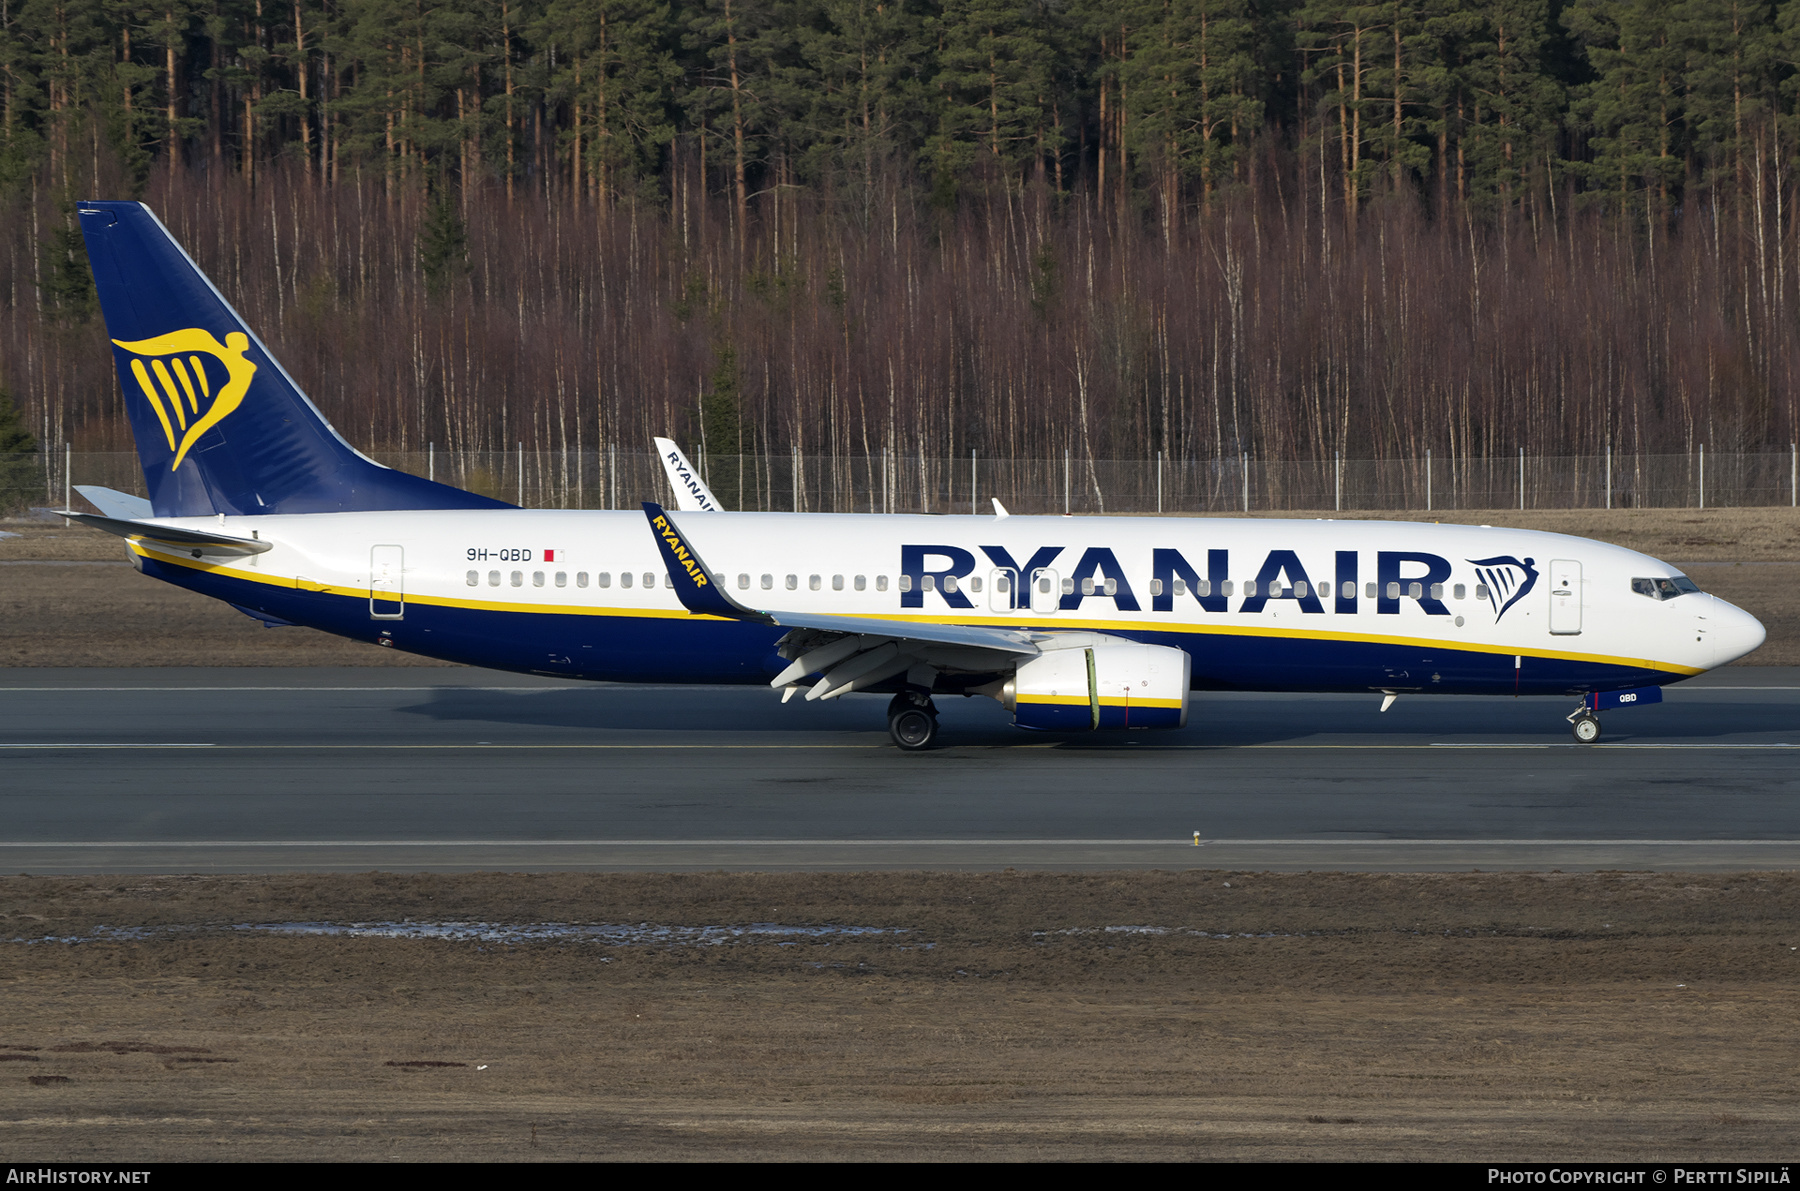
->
[
  {"left": 59, "top": 510, "right": 272, "bottom": 557},
  {"left": 75, "top": 485, "right": 153, "bottom": 519}
]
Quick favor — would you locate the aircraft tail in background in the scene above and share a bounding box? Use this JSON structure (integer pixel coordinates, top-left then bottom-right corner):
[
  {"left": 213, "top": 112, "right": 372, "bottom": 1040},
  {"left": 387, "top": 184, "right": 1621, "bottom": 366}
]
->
[
  {"left": 654, "top": 437, "right": 725, "bottom": 512},
  {"left": 78, "top": 201, "right": 511, "bottom": 518}
]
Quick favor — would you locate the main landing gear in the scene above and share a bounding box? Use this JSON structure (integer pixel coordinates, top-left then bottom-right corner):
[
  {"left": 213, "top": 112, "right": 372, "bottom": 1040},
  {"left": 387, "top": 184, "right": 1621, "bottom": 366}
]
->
[{"left": 887, "top": 689, "right": 939, "bottom": 751}]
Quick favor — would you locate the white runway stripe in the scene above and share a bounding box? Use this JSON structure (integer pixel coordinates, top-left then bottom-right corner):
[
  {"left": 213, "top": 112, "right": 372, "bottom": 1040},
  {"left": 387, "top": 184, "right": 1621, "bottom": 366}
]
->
[
  {"left": 1, "top": 741, "right": 1794, "bottom": 750},
  {"left": 5, "top": 838, "right": 1798, "bottom": 848}
]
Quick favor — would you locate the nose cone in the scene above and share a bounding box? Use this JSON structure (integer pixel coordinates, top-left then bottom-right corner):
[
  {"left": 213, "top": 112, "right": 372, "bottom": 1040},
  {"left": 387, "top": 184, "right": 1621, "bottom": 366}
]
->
[{"left": 1708, "top": 596, "right": 1767, "bottom": 666}]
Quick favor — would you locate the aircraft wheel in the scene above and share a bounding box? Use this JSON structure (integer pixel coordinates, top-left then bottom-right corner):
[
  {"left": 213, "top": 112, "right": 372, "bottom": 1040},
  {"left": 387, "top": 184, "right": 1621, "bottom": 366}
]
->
[
  {"left": 1571, "top": 713, "right": 1601, "bottom": 744},
  {"left": 889, "top": 707, "right": 938, "bottom": 751}
]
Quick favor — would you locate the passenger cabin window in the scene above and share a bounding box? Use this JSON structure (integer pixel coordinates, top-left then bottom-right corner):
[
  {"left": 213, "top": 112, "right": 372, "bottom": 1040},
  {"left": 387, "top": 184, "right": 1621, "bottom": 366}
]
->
[
  {"left": 1474, "top": 583, "right": 1489, "bottom": 601},
  {"left": 738, "top": 574, "right": 750, "bottom": 590},
  {"left": 597, "top": 572, "right": 611, "bottom": 588},
  {"left": 996, "top": 574, "right": 1011, "bottom": 593},
  {"left": 1366, "top": 582, "right": 1378, "bottom": 599},
  {"left": 1220, "top": 580, "right": 1234, "bottom": 597},
  {"left": 1244, "top": 580, "right": 1257, "bottom": 598},
  {"left": 466, "top": 570, "right": 479, "bottom": 586},
  {"left": 832, "top": 575, "right": 844, "bottom": 591},
  {"left": 970, "top": 576, "right": 982, "bottom": 593},
  {"left": 511, "top": 571, "right": 523, "bottom": 587},
  {"left": 555, "top": 572, "right": 567, "bottom": 588},
  {"left": 1294, "top": 581, "right": 1308, "bottom": 598},
  {"left": 762, "top": 574, "right": 773, "bottom": 589},
  {"left": 786, "top": 574, "right": 798, "bottom": 590},
  {"left": 1342, "top": 582, "right": 1355, "bottom": 600},
  {"left": 1081, "top": 578, "right": 1095, "bottom": 596},
  {"left": 855, "top": 575, "right": 867, "bottom": 591},
  {"left": 876, "top": 575, "right": 888, "bottom": 592},
  {"left": 533, "top": 571, "right": 545, "bottom": 587},
  {"left": 1429, "top": 583, "right": 1443, "bottom": 600},
  {"left": 809, "top": 575, "right": 822, "bottom": 591},
  {"left": 1409, "top": 582, "right": 1423, "bottom": 599},
  {"left": 621, "top": 572, "right": 634, "bottom": 588},
  {"left": 1453, "top": 583, "right": 1465, "bottom": 600},
  {"left": 898, "top": 575, "right": 913, "bottom": 592},
  {"left": 1060, "top": 577, "right": 1074, "bottom": 595},
  {"left": 942, "top": 575, "right": 957, "bottom": 594},
  {"left": 577, "top": 572, "right": 589, "bottom": 588},
  {"left": 1150, "top": 579, "right": 1164, "bottom": 597},
  {"left": 489, "top": 571, "right": 501, "bottom": 586}
]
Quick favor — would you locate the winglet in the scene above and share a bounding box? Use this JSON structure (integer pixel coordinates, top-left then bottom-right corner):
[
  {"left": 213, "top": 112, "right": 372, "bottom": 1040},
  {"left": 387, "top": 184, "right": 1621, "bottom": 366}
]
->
[
  {"left": 642, "top": 502, "right": 768, "bottom": 621},
  {"left": 653, "top": 437, "right": 725, "bottom": 511}
]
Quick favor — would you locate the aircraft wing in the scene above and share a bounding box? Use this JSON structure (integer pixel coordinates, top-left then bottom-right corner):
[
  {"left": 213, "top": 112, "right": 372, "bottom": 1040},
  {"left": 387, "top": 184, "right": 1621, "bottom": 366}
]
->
[
  {"left": 653, "top": 437, "right": 725, "bottom": 511},
  {"left": 642, "top": 502, "right": 1038, "bottom": 700}
]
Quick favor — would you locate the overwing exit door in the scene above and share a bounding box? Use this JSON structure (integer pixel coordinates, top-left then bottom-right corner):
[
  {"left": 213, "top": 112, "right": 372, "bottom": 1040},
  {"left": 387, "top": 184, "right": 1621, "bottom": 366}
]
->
[
  {"left": 1548, "top": 559, "right": 1581, "bottom": 635},
  {"left": 989, "top": 568, "right": 1018, "bottom": 612}
]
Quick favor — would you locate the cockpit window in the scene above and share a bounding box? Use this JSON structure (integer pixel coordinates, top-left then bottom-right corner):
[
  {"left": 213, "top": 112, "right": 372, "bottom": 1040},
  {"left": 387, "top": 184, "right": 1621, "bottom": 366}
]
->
[{"left": 1632, "top": 576, "right": 1703, "bottom": 601}]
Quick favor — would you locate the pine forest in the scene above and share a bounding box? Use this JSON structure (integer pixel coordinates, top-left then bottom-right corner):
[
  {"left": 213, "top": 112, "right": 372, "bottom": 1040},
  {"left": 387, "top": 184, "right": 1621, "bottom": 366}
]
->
[{"left": 3, "top": 0, "right": 1800, "bottom": 493}]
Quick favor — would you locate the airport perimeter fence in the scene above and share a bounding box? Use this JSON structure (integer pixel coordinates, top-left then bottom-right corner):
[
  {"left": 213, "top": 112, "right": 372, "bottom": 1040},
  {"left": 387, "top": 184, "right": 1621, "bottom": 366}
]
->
[{"left": 5, "top": 445, "right": 1799, "bottom": 519}]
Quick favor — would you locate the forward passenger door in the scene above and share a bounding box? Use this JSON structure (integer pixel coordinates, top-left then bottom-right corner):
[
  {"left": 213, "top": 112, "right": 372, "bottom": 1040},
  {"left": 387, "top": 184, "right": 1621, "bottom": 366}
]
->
[{"left": 1548, "top": 559, "right": 1581, "bottom": 635}]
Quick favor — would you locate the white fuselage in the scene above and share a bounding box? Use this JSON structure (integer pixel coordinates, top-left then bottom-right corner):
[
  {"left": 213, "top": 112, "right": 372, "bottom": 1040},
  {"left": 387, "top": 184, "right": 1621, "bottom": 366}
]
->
[{"left": 124, "top": 509, "right": 1765, "bottom": 696}]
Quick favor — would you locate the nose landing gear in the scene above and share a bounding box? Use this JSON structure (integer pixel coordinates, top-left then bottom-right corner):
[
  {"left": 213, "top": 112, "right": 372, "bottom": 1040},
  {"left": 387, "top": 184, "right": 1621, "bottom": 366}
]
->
[
  {"left": 1569, "top": 711, "right": 1602, "bottom": 744},
  {"left": 888, "top": 689, "right": 939, "bottom": 750}
]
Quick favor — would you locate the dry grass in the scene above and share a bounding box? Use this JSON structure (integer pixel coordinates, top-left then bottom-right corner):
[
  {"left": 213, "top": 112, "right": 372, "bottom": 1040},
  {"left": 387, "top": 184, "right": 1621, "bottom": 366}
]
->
[
  {"left": 4, "top": 509, "right": 1797, "bottom": 666},
  {"left": 2, "top": 870, "right": 1798, "bottom": 1160}
]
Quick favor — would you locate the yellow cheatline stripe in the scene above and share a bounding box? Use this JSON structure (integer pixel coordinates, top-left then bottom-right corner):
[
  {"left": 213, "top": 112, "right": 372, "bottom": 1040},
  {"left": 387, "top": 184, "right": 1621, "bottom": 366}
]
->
[
  {"left": 170, "top": 356, "right": 201, "bottom": 413},
  {"left": 151, "top": 359, "right": 188, "bottom": 430},
  {"left": 129, "top": 359, "right": 177, "bottom": 450},
  {"left": 1018, "top": 694, "right": 1090, "bottom": 707},
  {"left": 1100, "top": 697, "right": 1185, "bottom": 709},
  {"left": 125, "top": 542, "right": 1703, "bottom": 676}
]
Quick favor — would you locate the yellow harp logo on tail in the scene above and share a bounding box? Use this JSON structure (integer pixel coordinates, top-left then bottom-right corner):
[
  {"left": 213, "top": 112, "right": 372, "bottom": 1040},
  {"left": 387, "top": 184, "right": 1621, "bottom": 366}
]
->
[{"left": 112, "top": 329, "right": 257, "bottom": 471}]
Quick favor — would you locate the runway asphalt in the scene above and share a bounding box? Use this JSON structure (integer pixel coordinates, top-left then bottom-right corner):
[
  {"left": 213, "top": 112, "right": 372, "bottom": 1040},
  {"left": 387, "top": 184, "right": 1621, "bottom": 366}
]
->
[{"left": 2, "top": 666, "right": 1797, "bottom": 873}]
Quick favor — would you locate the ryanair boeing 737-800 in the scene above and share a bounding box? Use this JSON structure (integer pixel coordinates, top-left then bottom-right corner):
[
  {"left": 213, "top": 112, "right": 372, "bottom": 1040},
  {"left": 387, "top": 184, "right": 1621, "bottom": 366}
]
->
[{"left": 63, "top": 201, "right": 1765, "bottom": 749}]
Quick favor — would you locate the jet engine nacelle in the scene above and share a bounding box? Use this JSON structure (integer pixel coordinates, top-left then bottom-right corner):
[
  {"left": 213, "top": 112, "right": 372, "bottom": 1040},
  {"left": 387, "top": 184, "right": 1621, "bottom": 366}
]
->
[{"left": 997, "top": 640, "right": 1191, "bottom": 731}]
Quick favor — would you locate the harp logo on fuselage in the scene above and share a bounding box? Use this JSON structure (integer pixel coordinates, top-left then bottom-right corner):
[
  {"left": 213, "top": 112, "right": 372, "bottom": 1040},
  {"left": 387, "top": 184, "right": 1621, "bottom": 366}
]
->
[
  {"left": 1468, "top": 555, "right": 1538, "bottom": 622},
  {"left": 112, "top": 328, "right": 258, "bottom": 471}
]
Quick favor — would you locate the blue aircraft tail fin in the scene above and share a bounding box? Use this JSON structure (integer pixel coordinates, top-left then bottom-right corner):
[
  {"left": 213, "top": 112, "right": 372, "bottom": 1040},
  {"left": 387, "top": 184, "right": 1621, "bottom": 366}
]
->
[{"left": 78, "top": 201, "right": 511, "bottom": 517}]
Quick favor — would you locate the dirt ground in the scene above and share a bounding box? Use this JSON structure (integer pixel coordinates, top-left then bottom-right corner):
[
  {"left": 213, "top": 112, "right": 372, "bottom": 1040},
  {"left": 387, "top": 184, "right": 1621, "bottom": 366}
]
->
[
  {"left": 3, "top": 508, "right": 1798, "bottom": 666},
  {"left": 1, "top": 870, "right": 1797, "bottom": 1161}
]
